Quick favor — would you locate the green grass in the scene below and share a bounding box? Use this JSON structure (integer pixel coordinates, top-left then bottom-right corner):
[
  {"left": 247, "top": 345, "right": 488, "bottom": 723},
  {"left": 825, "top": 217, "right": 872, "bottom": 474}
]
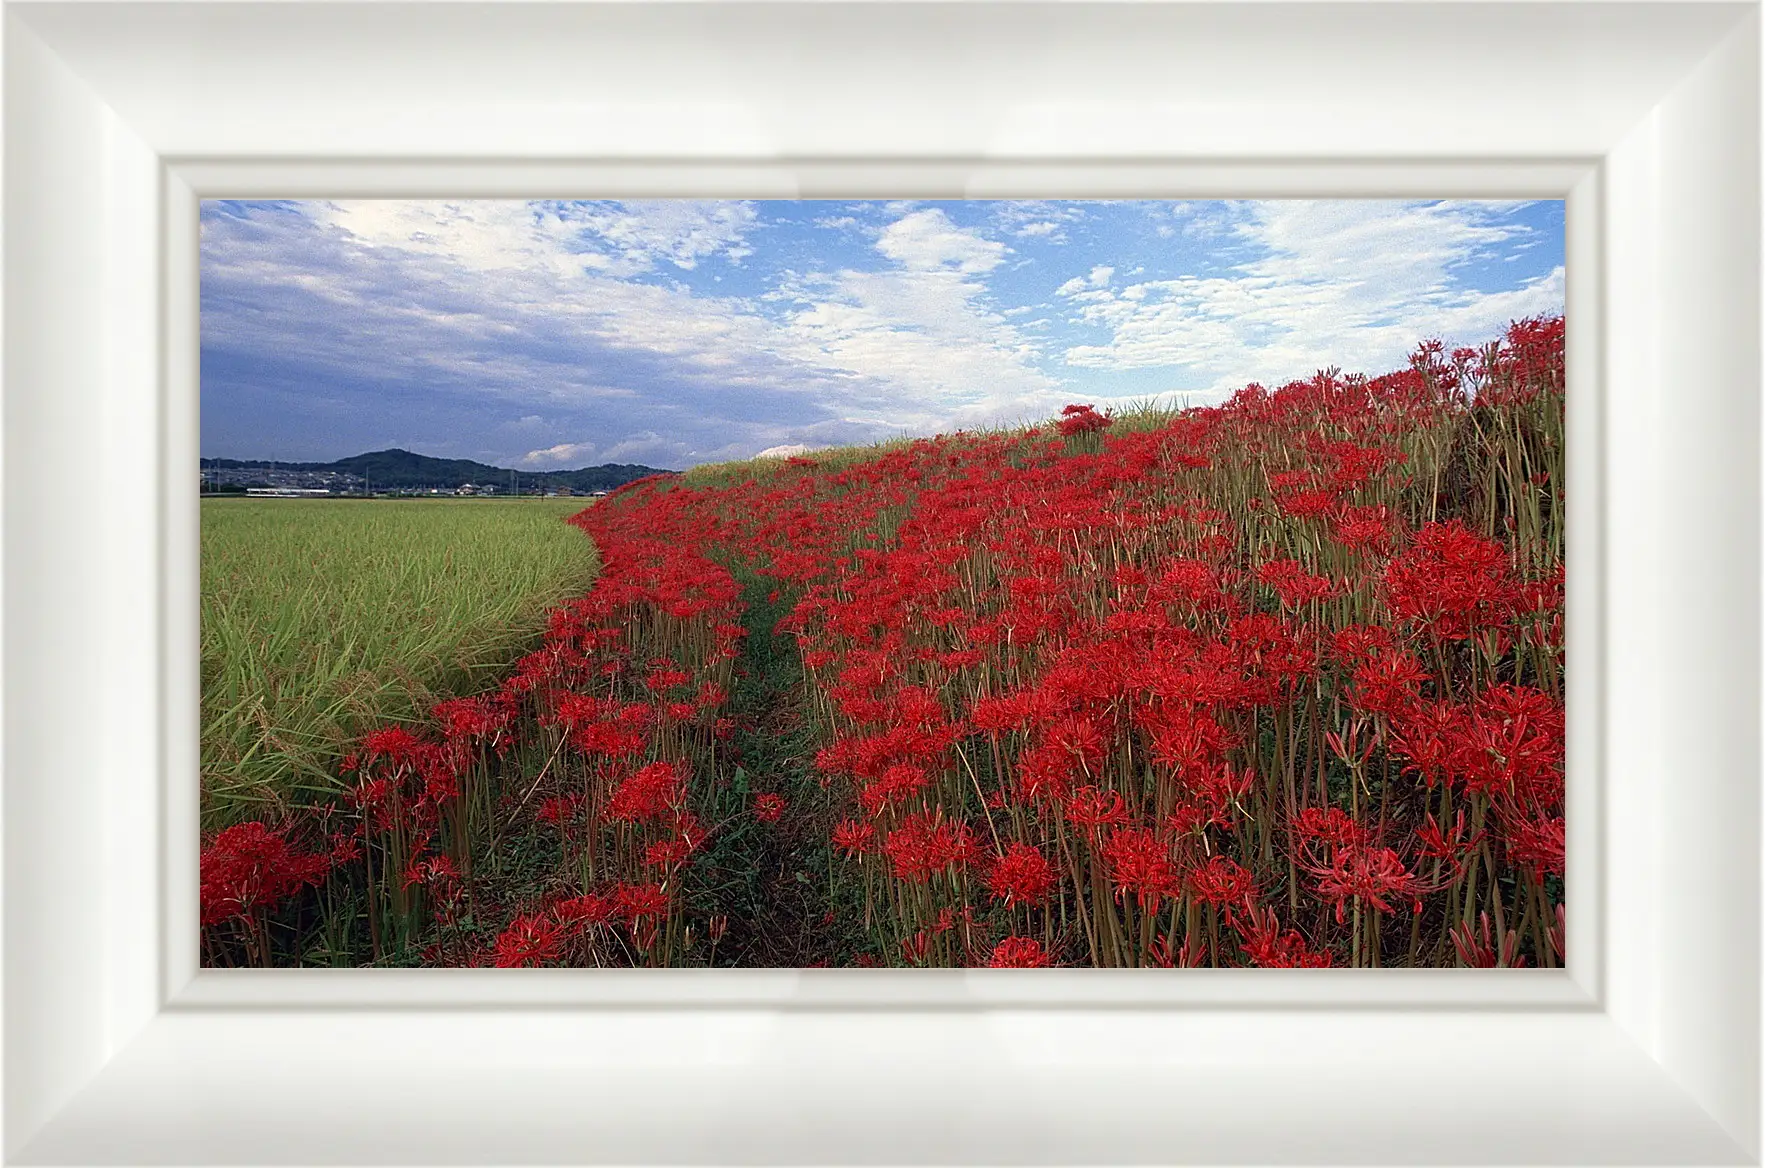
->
[
  {"left": 677, "top": 401, "right": 1192, "bottom": 491},
  {"left": 201, "top": 498, "right": 599, "bottom": 830}
]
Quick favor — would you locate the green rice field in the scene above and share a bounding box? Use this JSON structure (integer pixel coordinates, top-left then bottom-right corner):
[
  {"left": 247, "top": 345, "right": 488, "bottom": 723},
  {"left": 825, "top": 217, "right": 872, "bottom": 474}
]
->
[{"left": 201, "top": 498, "right": 599, "bottom": 830}]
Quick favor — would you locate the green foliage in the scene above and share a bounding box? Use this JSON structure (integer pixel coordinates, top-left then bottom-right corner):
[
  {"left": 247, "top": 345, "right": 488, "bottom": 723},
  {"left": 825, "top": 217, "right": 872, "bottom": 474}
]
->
[{"left": 200, "top": 498, "right": 598, "bottom": 830}]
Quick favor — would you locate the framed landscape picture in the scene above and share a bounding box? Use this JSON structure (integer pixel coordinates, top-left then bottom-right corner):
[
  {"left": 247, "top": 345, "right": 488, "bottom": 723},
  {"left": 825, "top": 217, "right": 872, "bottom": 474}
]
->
[
  {"left": 199, "top": 196, "right": 1567, "bottom": 971},
  {"left": 6, "top": 2, "right": 1757, "bottom": 1165}
]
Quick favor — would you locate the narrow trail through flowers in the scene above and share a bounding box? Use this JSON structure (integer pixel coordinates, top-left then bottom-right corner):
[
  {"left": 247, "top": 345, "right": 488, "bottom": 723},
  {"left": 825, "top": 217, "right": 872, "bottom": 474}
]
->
[{"left": 201, "top": 317, "right": 1566, "bottom": 969}]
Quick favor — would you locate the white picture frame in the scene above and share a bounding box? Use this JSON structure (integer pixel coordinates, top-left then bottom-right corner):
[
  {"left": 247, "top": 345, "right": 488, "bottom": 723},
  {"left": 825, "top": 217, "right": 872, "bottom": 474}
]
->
[{"left": 3, "top": 0, "right": 1757, "bottom": 1162}]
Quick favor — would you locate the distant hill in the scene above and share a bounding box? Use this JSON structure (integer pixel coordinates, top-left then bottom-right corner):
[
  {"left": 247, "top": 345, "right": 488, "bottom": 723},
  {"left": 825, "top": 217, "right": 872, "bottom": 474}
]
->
[{"left": 200, "top": 448, "right": 674, "bottom": 493}]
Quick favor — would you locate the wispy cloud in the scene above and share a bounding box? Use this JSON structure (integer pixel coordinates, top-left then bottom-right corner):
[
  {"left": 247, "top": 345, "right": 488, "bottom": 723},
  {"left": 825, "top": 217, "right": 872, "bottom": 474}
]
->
[
  {"left": 991, "top": 200, "right": 1088, "bottom": 243},
  {"left": 1059, "top": 200, "right": 1564, "bottom": 397}
]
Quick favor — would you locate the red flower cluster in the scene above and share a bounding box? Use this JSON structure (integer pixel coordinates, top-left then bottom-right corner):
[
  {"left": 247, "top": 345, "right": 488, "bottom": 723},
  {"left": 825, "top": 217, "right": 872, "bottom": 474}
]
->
[{"left": 200, "top": 821, "right": 333, "bottom": 928}]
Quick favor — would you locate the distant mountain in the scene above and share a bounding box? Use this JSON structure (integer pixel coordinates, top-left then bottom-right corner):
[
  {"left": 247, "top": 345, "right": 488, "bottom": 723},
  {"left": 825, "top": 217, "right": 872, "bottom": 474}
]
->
[{"left": 200, "top": 448, "right": 674, "bottom": 493}]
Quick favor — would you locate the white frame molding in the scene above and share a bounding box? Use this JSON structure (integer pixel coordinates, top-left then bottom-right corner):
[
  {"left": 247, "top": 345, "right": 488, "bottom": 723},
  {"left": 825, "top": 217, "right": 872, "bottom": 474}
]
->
[{"left": 3, "top": 2, "right": 1758, "bottom": 1163}]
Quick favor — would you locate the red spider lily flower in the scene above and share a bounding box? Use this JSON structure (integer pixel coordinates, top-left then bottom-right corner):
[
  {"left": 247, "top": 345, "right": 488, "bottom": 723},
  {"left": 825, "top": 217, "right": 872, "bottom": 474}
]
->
[
  {"left": 1383, "top": 520, "right": 1519, "bottom": 640},
  {"left": 536, "top": 793, "right": 583, "bottom": 829},
  {"left": 199, "top": 821, "right": 333, "bottom": 928},
  {"left": 1349, "top": 650, "right": 1432, "bottom": 719},
  {"left": 493, "top": 914, "right": 563, "bottom": 968},
  {"left": 1332, "top": 505, "right": 1396, "bottom": 556},
  {"left": 1386, "top": 699, "right": 1474, "bottom": 787},
  {"left": 1301, "top": 843, "right": 1436, "bottom": 921},
  {"left": 900, "top": 931, "right": 933, "bottom": 965},
  {"left": 1331, "top": 624, "right": 1395, "bottom": 668},
  {"left": 359, "top": 726, "right": 427, "bottom": 767},
  {"left": 1142, "top": 704, "right": 1236, "bottom": 772},
  {"left": 1415, "top": 810, "right": 1481, "bottom": 873},
  {"left": 645, "top": 838, "right": 693, "bottom": 868},
  {"left": 1187, "top": 856, "right": 1258, "bottom": 908},
  {"left": 1235, "top": 904, "right": 1334, "bottom": 968},
  {"left": 554, "top": 893, "right": 616, "bottom": 927},
  {"left": 1013, "top": 742, "right": 1081, "bottom": 807},
  {"left": 643, "top": 664, "right": 692, "bottom": 694},
  {"left": 1164, "top": 800, "right": 1221, "bottom": 837},
  {"left": 400, "top": 853, "right": 460, "bottom": 893},
  {"left": 1149, "top": 558, "right": 1229, "bottom": 615},
  {"left": 858, "top": 763, "right": 931, "bottom": 816},
  {"left": 339, "top": 779, "right": 403, "bottom": 836},
  {"left": 983, "top": 842, "right": 1056, "bottom": 907},
  {"left": 752, "top": 793, "right": 787, "bottom": 824},
  {"left": 1185, "top": 762, "right": 1255, "bottom": 818},
  {"left": 1044, "top": 713, "right": 1110, "bottom": 768},
  {"left": 573, "top": 720, "right": 648, "bottom": 760},
  {"left": 831, "top": 819, "right": 879, "bottom": 858},
  {"left": 1256, "top": 557, "right": 1337, "bottom": 608},
  {"left": 1103, "top": 827, "right": 1179, "bottom": 909},
  {"left": 967, "top": 694, "right": 1019, "bottom": 738},
  {"left": 1224, "top": 612, "right": 1318, "bottom": 700},
  {"left": 1064, "top": 785, "right": 1130, "bottom": 833},
  {"left": 329, "top": 832, "right": 362, "bottom": 867},
  {"left": 669, "top": 811, "right": 709, "bottom": 854},
  {"left": 613, "top": 881, "right": 671, "bottom": 924},
  {"left": 1268, "top": 469, "right": 1316, "bottom": 495},
  {"left": 1458, "top": 684, "right": 1565, "bottom": 804},
  {"left": 1275, "top": 488, "right": 1338, "bottom": 520},
  {"left": 430, "top": 694, "right": 515, "bottom": 744},
  {"left": 987, "top": 936, "right": 1053, "bottom": 967},
  {"left": 882, "top": 811, "right": 977, "bottom": 882},
  {"left": 607, "top": 760, "right": 689, "bottom": 823},
  {"left": 1502, "top": 815, "right": 1566, "bottom": 879},
  {"left": 1056, "top": 404, "right": 1113, "bottom": 437}
]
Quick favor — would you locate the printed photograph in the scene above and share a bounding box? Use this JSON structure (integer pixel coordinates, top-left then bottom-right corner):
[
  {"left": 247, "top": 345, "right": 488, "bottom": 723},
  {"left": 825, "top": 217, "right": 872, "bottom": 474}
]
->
[{"left": 199, "top": 198, "right": 1565, "bottom": 968}]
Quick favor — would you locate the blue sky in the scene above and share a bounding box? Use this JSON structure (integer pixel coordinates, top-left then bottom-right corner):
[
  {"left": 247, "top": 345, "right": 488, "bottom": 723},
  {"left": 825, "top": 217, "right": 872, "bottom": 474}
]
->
[{"left": 200, "top": 199, "right": 1564, "bottom": 470}]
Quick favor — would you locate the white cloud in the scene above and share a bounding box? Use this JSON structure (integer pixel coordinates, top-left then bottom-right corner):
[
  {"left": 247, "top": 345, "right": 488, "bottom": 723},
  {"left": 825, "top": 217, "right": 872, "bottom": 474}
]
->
[
  {"left": 524, "top": 442, "right": 595, "bottom": 464},
  {"left": 764, "top": 210, "right": 1064, "bottom": 430},
  {"left": 1056, "top": 265, "right": 1115, "bottom": 297},
  {"left": 874, "top": 208, "right": 1009, "bottom": 274},
  {"left": 990, "top": 200, "right": 1088, "bottom": 243},
  {"left": 1060, "top": 200, "right": 1562, "bottom": 392},
  {"left": 754, "top": 443, "right": 811, "bottom": 459},
  {"left": 315, "top": 199, "right": 759, "bottom": 279}
]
